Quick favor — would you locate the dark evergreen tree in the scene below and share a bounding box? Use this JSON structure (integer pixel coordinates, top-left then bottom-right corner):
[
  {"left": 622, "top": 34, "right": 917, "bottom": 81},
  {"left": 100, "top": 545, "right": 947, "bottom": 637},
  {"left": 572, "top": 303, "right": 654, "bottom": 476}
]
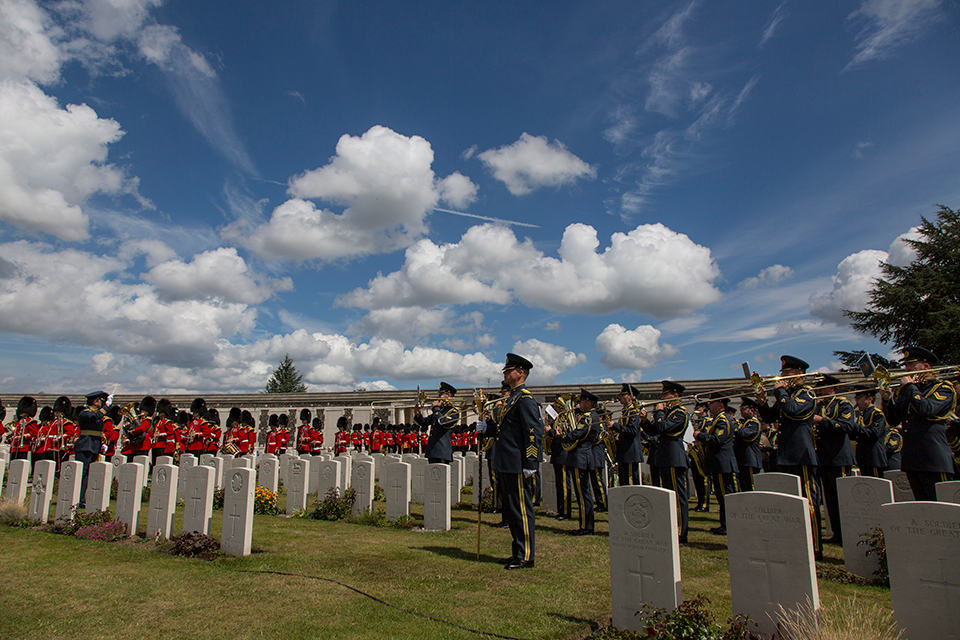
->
[
  {"left": 832, "top": 350, "right": 896, "bottom": 373},
  {"left": 845, "top": 205, "right": 960, "bottom": 363},
  {"left": 264, "top": 354, "right": 307, "bottom": 393}
]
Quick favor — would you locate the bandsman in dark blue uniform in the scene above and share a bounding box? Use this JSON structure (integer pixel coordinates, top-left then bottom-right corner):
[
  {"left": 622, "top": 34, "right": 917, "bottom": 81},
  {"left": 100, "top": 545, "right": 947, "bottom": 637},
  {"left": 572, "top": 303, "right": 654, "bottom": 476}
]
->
[
  {"left": 695, "top": 392, "right": 738, "bottom": 535},
  {"left": 814, "top": 374, "right": 857, "bottom": 544},
  {"left": 881, "top": 346, "right": 957, "bottom": 501},
  {"left": 852, "top": 385, "right": 888, "bottom": 478},
  {"left": 546, "top": 396, "right": 573, "bottom": 520},
  {"left": 75, "top": 391, "right": 109, "bottom": 509},
  {"left": 734, "top": 396, "right": 763, "bottom": 491},
  {"left": 492, "top": 353, "right": 543, "bottom": 569},
  {"left": 415, "top": 382, "right": 459, "bottom": 465},
  {"left": 608, "top": 384, "right": 643, "bottom": 486},
  {"left": 688, "top": 402, "right": 710, "bottom": 511},
  {"left": 551, "top": 388, "right": 601, "bottom": 536},
  {"left": 640, "top": 380, "right": 690, "bottom": 543},
  {"left": 756, "top": 355, "right": 822, "bottom": 559}
]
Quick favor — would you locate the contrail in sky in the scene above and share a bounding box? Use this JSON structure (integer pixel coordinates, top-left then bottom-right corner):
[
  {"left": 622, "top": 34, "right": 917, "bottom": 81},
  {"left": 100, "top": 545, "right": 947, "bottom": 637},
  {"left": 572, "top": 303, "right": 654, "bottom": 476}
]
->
[{"left": 433, "top": 207, "right": 540, "bottom": 228}]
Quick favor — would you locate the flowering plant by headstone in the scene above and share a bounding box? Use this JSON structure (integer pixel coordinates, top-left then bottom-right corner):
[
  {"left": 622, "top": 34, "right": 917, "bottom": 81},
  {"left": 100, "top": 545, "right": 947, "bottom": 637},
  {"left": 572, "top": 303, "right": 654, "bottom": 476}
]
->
[{"left": 254, "top": 486, "right": 280, "bottom": 515}]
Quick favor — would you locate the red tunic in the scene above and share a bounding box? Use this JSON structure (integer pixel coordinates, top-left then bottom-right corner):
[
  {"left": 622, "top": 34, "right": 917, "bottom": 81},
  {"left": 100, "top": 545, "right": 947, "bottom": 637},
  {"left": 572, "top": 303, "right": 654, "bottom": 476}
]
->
[{"left": 11, "top": 418, "right": 39, "bottom": 455}]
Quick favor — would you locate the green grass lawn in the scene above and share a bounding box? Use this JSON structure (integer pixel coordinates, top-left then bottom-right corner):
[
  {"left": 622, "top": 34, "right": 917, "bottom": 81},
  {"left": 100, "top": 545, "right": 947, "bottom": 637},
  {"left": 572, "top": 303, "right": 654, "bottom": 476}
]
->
[{"left": 0, "top": 487, "right": 891, "bottom": 640}]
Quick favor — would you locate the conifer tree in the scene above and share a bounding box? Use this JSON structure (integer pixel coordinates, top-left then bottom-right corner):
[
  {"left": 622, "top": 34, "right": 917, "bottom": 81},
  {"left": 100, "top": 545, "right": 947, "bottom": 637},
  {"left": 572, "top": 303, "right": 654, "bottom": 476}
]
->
[
  {"left": 845, "top": 205, "right": 960, "bottom": 363},
  {"left": 264, "top": 354, "right": 307, "bottom": 393}
]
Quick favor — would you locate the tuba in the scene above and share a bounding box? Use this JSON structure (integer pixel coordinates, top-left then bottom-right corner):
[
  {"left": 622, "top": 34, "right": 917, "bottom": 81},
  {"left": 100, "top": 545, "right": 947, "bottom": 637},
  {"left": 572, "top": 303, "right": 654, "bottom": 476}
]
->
[{"left": 552, "top": 394, "right": 582, "bottom": 452}]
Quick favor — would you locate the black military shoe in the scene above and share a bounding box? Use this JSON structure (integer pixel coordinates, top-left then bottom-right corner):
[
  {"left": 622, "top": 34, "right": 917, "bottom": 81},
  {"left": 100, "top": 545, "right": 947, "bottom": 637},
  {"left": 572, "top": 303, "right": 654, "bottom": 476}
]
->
[{"left": 504, "top": 560, "right": 534, "bottom": 570}]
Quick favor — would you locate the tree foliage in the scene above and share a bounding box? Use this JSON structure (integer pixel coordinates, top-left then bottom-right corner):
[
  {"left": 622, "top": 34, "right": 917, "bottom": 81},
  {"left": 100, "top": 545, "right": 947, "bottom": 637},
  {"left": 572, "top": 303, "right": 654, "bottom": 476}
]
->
[
  {"left": 845, "top": 205, "right": 960, "bottom": 363},
  {"left": 832, "top": 350, "right": 896, "bottom": 373},
  {"left": 264, "top": 354, "right": 307, "bottom": 393}
]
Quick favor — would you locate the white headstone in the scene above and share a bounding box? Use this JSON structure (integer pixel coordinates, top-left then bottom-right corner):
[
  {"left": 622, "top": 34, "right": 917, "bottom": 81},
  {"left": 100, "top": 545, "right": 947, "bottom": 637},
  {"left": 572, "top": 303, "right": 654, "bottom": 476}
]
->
[
  {"left": 317, "top": 460, "right": 342, "bottom": 500},
  {"left": 221, "top": 467, "right": 255, "bottom": 556},
  {"left": 307, "top": 455, "right": 320, "bottom": 495},
  {"left": 28, "top": 460, "right": 57, "bottom": 523},
  {"left": 609, "top": 486, "right": 682, "bottom": 632},
  {"left": 449, "top": 458, "right": 463, "bottom": 506},
  {"left": 384, "top": 462, "right": 411, "bottom": 521},
  {"left": 351, "top": 460, "right": 375, "bottom": 516},
  {"left": 85, "top": 461, "right": 113, "bottom": 513},
  {"left": 177, "top": 454, "right": 198, "bottom": 500},
  {"left": 752, "top": 472, "right": 802, "bottom": 496},
  {"left": 181, "top": 465, "right": 215, "bottom": 536},
  {"left": 55, "top": 460, "right": 83, "bottom": 522},
  {"left": 0, "top": 459, "right": 6, "bottom": 494},
  {"left": 200, "top": 454, "right": 224, "bottom": 490},
  {"left": 372, "top": 453, "right": 385, "bottom": 481},
  {"left": 726, "top": 491, "right": 819, "bottom": 637},
  {"left": 935, "top": 480, "right": 960, "bottom": 505},
  {"left": 640, "top": 462, "right": 652, "bottom": 486},
  {"left": 882, "top": 501, "right": 960, "bottom": 640},
  {"left": 423, "top": 463, "right": 451, "bottom": 531},
  {"left": 147, "top": 464, "right": 179, "bottom": 540},
  {"left": 279, "top": 453, "right": 299, "bottom": 485},
  {"left": 156, "top": 455, "right": 174, "bottom": 467},
  {"left": 411, "top": 457, "right": 428, "bottom": 503},
  {"left": 231, "top": 457, "right": 253, "bottom": 469},
  {"left": 836, "top": 476, "right": 894, "bottom": 579},
  {"left": 4, "top": 459, "right": 30, "bottom": 504},
  {"left": 463, "top": 455, "right": 477, "bottom": 487},
  {"left": 540, "top": 460, "right": 557, "bottom": 513},
  {"left": 287, "top": 459, "right": 309, "bottom": 515},
  {"left": 336, "top": 454, "right": 352, "bottom": 490},
  {"left": 884, "top": 469, "right": 915, "bottom": 502},
  {"left": 257, "top": 455, "right": 279, "bottom": 493},
  {"left": 133, "top": 454, "right": 151, "bottom": 488},
  {"left": 115, "top": 463, "right": 144, "bottom": 536}
]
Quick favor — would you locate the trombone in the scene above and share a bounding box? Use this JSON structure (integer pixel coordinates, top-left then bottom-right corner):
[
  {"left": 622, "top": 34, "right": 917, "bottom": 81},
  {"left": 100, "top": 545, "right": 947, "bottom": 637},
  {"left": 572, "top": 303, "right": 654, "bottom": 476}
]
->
[{"left": 691, "top": 371, "right": 824, "bottom": 404}]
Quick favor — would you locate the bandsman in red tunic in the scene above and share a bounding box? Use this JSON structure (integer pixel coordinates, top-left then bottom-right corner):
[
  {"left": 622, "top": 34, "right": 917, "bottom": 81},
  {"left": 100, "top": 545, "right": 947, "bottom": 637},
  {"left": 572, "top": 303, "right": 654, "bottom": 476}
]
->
[
  {"left": 102, "top": 405, "right": 120, "bottom": 461},
  {"left": 265, "top": 414, "right": 280, "bottom": 455},
  {"left": 297, "top": 409, "right": 313, "bottom": 455},
  {"left": 151, "top": 398, "right": 176, "bottom": 463},
  {"left": 277, "top": 413, "right": 291, "bottom": 455},
  {"left": 205, "top": 408, "right": 222, "bottom": 454},
  {"left": 53, "top": 396, "right": 77, "bottom": 466},
  {"left": 242, "top": 410, "right": 257, "bottom": 454},
  {"left": 310, "top": 417, "right": 324, "bottom": 454},
  {"left": 10, "top": 396, "right": 39, "bottom": 461},
  {"left": 32, "top": 406, "right": 55, "bottom": 462},
  {"left": 183, "top": 398, "right": 208, "bottom": 458}
]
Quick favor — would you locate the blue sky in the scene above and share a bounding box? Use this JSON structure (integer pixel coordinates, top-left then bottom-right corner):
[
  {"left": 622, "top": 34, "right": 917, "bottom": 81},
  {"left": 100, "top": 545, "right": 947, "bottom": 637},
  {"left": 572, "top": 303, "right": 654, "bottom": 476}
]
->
[{"left": 0, "top": 0, "right": 958, "bottom": 394}]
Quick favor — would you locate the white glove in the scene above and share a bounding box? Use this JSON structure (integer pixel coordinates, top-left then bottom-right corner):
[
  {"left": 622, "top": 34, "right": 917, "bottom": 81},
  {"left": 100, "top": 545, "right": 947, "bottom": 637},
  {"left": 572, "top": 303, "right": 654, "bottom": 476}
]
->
[
  {"left": 476, "top": 420, "right": 487, "bottom": 433},
  {"left": 106, "top": 394, "right": 114, "bottom": 407},
  {"left": 101, "top": 444, "right": 107, "bottom": 453},
  {"left": 522, "top": 469, "right": 536, "bottom": 478}
]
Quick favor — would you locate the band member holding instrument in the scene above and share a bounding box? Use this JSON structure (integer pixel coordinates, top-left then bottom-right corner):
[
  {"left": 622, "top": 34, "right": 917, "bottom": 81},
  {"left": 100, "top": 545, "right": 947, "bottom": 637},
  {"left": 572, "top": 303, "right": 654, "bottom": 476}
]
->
[
  {"left": 695, "top": 392, "right": 738, "bottom": 535},
  {"left": 10, "top": 396, "right": 39, "bottom": 461},
  {"left": 53, "top": 397, "right": 77, "bottom": 468},
  {"left": 608, "top": 384, "right": 643, "bottom": 486},
  {"left": 222, "top": 407, "right": 243, "bottom": 455},
  {"left": 76, "top": 391, "right": 108, "bottom": 508},
  {"left": 184, "top": 398, "right": 208, "bottom": 457},
  {"left": 551, "top": 388, "right": 601, "bottom": 536},
  {"left": 734, "top": 397, "right": 763, "bottom": 492},
  {"left": 640, "top": 381, "right": 690, "bottom": 544},
  {"left": 852, "top": 386, "right": 887, "bottom": 478},
  {"left": 881, "top": 346, "right": 957, "bottom": 501},
  {"left": 0, "top": 400, "right": 6, "bottom": 442},
  {"left": 814, "top": 374, "right": 856, "bottom": 544},
  {"left": 152, "top": 399, "right": 176, "bottom": 463},
  {"left": 205, "top": 408, "right": 222, "bottom": 453},
  {"left": 311, "top": 417, "right": 324, "bottom": 454},
  {"left": 755, "top": 355, "right": 823, "bottom": 559},
  {"left": 297, "top": 409, "right": 313, "bottom": 455},
  {"left": 33, "top": 406, "right": 55, "bottom": 462},
  {"left": 688, "top": 402, "right": 710, "bottom": 511},
  {"left": 415, "top": 382, "right": 459, "bottom": 464},
  {"left": 102, "top": 404, "right": 119, "bottom": 461},
  {"left": 494, "top": 353, "right": 543, "bottom": 569}
]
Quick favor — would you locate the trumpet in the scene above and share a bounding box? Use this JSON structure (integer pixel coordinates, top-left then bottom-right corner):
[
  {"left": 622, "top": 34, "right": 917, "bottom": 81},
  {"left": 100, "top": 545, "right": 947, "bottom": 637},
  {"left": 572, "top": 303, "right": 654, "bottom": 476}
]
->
[{"left": 872, "top": 364, "right": 960, "bottom": 390}]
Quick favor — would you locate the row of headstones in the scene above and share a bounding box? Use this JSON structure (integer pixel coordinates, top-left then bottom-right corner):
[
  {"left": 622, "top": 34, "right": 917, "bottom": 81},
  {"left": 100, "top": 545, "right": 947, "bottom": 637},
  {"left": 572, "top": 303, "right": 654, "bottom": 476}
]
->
[{"left": 608, "top": 478, "right": 960, "bottom": 639}]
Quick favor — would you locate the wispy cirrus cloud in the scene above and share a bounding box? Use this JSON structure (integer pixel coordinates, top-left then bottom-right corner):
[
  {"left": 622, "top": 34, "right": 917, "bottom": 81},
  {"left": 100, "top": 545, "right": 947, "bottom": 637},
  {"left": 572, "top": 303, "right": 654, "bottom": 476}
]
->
[{"left": 844, "top": 0, "right": 942, "bottom": 71}]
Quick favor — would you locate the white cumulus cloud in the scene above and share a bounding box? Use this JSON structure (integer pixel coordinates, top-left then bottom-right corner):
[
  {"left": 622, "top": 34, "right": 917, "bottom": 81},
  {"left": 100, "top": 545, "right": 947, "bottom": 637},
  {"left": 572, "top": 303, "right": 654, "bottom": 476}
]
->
[
  {"left": 478, "top": 133, "right": 596, "bottom": 196},
  {"left": 739, "top": 264, "right": 794, "bottom": 289},
  {"left": 0, "top": 0, "right": 63, "bottom": 84},
  {"left": 596, "top": 324, "right": 678, "bottom": 371},
  {"left": 809, "top": 249, "right": 887, "bottom": 324}
]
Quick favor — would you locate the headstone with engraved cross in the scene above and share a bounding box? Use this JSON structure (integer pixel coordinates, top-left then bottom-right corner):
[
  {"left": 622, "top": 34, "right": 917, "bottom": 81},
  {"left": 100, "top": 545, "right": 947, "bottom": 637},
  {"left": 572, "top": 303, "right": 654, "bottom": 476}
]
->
[
  {"left": 608, "top": 485, "right": 681, "bottom": 632},
  {"left": 133, "top": 454, "right": 151, "bottom": 488},
  {"left": 411, "top": 457, "right": 427, "bottom": 503},
  {"left": 726, "top": 490, "right": 819, "bottom": 637},
  {"left": 385, "top": 461, "right": 411, "bottom": 521},
  {"left": 55, "top": 460, "right": 83, "bottom": 522},
  {"left": 147, "top": 464, "right": 179, "bottom": 540},
  {"left": 115, "top": 462, "right": 145, "bottom": 536},
  {"left": 181, "top": 465, "right": 215, "bottom": 536},
  {"left": 221, "top": 467, "right": 255, "bottom": 556},
  {"left": 882, "top": 501, "right": 960, "bottom": 639},
  {"left": 936, "top": 480, "right": 960, "bottom": 505},
  {"left": 424, "top": 463, "right": 451, "bottom": 531},
  {"left": 257, "top": 455, "right": 279, "bottom": 493},
  {"left": 85, "top": 461, "right": 113, "bottom": 513},
  {"left": 317, "top": 459, "right": 342, "bottom": 500},
  {"left": 837, "top": 475, "right": 894, "bottom": 579},
  {"left": 177, "top": 454, "right": 198, "bottom": 501},
  {"left": 287, "top": 459, "right": 309, "bottom": 515},
  {"left": 351, "top": 460, "right": 375, "bottom": 516},
  {"left": 5, "top": 459, "right": 30, "bottom": 505},
  {"left": 28, "top": 460, "right": 57, "bottom": 523}
]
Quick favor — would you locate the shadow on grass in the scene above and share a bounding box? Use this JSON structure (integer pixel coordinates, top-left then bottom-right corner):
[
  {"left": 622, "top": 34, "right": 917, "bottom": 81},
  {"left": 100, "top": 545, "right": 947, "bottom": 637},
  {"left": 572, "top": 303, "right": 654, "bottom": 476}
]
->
[
  {"left": 414, "top": 545, "right": 504, "bottom": 564},
  {"left": 545, "top": 612, "right": 601, "bottom": 633}
]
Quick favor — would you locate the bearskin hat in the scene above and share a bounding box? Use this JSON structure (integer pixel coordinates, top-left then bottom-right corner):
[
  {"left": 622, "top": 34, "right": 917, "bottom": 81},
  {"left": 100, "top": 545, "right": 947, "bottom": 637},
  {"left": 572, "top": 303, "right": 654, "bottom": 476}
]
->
[
  {"left": 268, "top": 413, "right": 278, "bottom": 428},
  {"left": 300, "top": 408, "right": 312, "bottom": 423},
  {"left": 17, "top": 396, "right": 37, "bottom": 418},
  {"left": 38, "top": 406, "right": 53, "bottom": 422},
  {"left": 140, "top": 396, "right": 157, "bottom": 416},
  {"left": 312, "top": 417, "right": 321, "bottom": 429},
  {"left": 107, "top": 404, "right": 120, "bottom": 422},
  {"left": 53, "top": 396, "right": 72, "bottom": 415},
  {"left": 278, "top": 413, "right": 288, "bottom": 427},
  {"left": 0, "top": 403, "right": 6, "bottom": 421},
  {"left": 177, "top": 411, "right": 190, "bottom": 426},
  {"left": 157, "top": 398, "right": 175, "bottom": 418},
  {"left": 337, "top": 416, "right": 348, "bottom": 429},
  {"left": 206, "top": 408, "right": 220, "bottom": 426},
  {"left": 241, "top": 410, "right": 254, "bottom": 426},
  {"left": 190, "top": 397, "right": 206, "bottom": 415},
  {"left": 228, "top": 407, "right": 242, "bottom": 426}
]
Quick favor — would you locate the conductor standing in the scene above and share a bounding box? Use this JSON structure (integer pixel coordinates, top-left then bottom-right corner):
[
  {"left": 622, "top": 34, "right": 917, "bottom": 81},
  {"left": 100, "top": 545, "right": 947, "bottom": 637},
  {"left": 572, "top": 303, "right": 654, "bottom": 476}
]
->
[{"left": 494, "top": 353, "right": 544, "bottom": 570}]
